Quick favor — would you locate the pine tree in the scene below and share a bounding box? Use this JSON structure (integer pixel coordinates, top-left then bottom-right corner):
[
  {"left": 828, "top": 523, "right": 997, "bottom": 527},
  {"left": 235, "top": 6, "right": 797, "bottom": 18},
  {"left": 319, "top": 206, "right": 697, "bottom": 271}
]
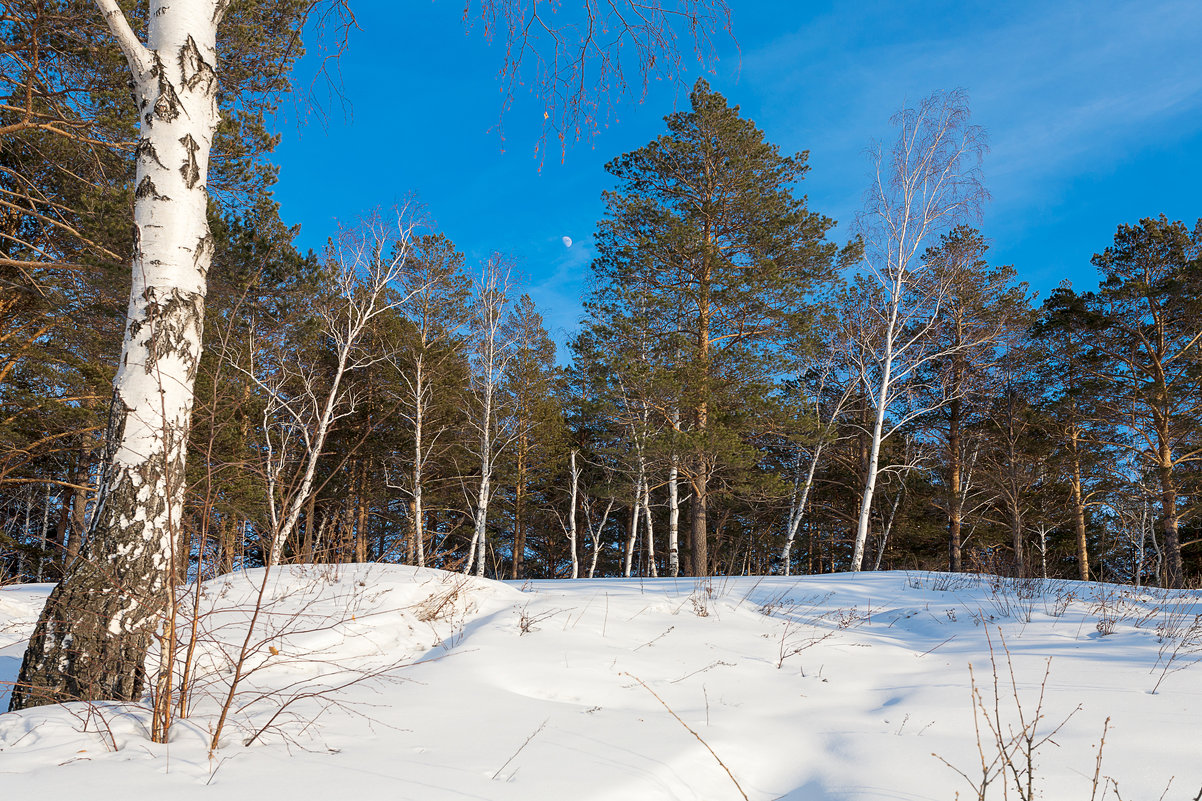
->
[
  {"left": 498, "top": 294, "right": 563, "bottom": 579},
  {"left": 1034, "top": 284, "right": 1114, "bottom": 582},
  {"left": 586, "top": 78, "right": 840, "bottom": 576},
  {"left": 1081, "top": 217, "right": 1202, "bottom": 587},
  {"left": 918, "top": 226, "right": 1031, "bottom": 572}
]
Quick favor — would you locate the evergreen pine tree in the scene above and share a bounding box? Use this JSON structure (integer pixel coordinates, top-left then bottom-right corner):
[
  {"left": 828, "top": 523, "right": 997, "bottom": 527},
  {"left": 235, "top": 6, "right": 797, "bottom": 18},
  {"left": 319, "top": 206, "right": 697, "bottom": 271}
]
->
[{"left": 586, "top": 79, "right": 841, "bottom": 576}]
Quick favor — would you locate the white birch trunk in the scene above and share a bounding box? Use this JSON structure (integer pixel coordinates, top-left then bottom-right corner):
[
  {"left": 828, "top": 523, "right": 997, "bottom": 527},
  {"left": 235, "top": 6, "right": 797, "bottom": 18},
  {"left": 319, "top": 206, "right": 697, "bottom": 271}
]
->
[
  {"left": 11, "top": 0, "right": 223, "bottom": 709},
  {"left": 668, "top": 455, "right": 680, "bottom": 578},
  {"left": 465, "top": 260, "right": 509, "bottom": 578},
  {"left": 100, "top": 0, "right": 219, "bottom": 621},
  {"left": 471, "top": 416, "right": 492, "bottom": 577},
  {"left": 568, "top": 449, "right": 580, "bottom": 579},
  {"left": 38, "top": 483, "right": 52, "bottom": 582},
  {"left": 623, "top": 475, "right": 639, "bottom": 578},
  {"left": 641, "top": 473, "right": 657, "bottom": 577},
  {"left": 781, "top": 443, "right": 823, "bottom": 576},
  {"left": 853, "top": 325, "right": 896, "bottom": 571},
  {"left": 412, "top": 356, "right": 426, "bottom": 567},
  {"left": 872, "top": 481, "right": 905, "bottom": 571},
  {"left": 588, "top": 498, "right": 614, "bottom": 579}
]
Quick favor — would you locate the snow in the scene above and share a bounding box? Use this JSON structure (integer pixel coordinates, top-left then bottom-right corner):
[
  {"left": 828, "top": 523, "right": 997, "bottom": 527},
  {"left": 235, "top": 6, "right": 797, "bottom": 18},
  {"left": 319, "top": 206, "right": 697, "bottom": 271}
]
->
[{"left": 2, "top": 568, "right": 1200, "bottom": 799}]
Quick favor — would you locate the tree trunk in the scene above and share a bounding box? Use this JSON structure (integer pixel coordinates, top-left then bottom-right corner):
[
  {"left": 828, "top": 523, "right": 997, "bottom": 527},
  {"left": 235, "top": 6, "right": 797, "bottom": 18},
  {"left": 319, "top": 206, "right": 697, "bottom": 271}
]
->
[
  {"left": 1068, "top": 433, "right": 1090, "bottom": 581},
  {"left": 781, "top": 444, "right": 821, "bottom": 576},
  {"left": 66, "top": 467, "right": 89, "bottom": 562},
  {"left": 587, "top": 497, "right": 614, "bottom": 579},
  {"left": 623, "top": 488, "right": 639, "bottom": 578},
  {"left": 355, "top": 462, "right": 369, "bottom": 564},
  {"left": 641, "top": 474, "right": 657, "bottom": 577},
  {"left": 512, "top": 433, "right": 527, "bottom": 579},
  {"left": 1158, "top": 443, "right": 1184, "bottom": 588},
  {"left": 872, "top": 482, "right": 904, "bottom": 571},
  {"left": 468, "top": 408, "right": 492, "bottom": 577},
  {"left": 218, "top": 517, "right": 233, "bottom": 575},
  {"left": 568, "top": 449, "right": 580, "bottom": 579},
  {"left": 54, "top": 497, "right": 70, "bottom": 567},
  {"left": 947, "top": 390, "right": 963, "bottom": 573},
  {"left": 853, "top": 349, "right": 892, "bottom": 571},
  {"left": 689, "top": 473, "right": 708, "bottom": 577},
  {"left": 12, "top": 0, "right": 220, "bottom": 711},
  {"left": 690, "top": 233, "right": 712, "bottom": 578},
  {"left": 667, "top": 456, "right": 680, "bottom": 578},
  {"left": 412, "top": 355, "right": 426, "bottom": 567},
  {"left": 301, "top": 490, "right": 317, "bottom": 564},
  {"left": 1008, "top": 501, "right": 1024, "bottom": 578}
]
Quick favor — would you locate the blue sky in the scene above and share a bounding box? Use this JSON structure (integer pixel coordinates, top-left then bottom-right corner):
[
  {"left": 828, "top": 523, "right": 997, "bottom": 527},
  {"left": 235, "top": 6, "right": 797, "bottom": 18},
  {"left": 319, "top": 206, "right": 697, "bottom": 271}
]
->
[{"left": 271, "top": 1, "right": 1202, "bottom": 350}]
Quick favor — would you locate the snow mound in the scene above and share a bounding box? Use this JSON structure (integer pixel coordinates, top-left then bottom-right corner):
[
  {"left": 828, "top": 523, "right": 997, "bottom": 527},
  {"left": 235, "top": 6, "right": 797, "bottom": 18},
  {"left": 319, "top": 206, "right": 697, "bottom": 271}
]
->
[{"left": 1, "top": 569, "right": 1200, "bottom": 799}]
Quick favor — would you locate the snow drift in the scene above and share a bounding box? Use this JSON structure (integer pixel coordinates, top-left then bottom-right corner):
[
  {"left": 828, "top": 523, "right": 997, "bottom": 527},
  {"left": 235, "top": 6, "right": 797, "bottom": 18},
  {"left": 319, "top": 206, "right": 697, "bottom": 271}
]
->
[{"left": 2, "top": 566, "right": 1200, "bottom": 800}]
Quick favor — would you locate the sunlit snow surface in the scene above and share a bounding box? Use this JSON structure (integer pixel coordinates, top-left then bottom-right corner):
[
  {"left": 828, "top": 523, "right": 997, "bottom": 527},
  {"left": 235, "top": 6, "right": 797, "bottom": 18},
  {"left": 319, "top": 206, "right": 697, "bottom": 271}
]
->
[{"left": 2, "top": 566, "right": 1200, "bottom": 800}]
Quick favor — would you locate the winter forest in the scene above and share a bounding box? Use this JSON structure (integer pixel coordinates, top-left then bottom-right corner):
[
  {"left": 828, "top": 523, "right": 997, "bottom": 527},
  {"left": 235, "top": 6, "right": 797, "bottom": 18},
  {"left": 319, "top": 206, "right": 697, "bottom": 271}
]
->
[{"left": 3, "top": 2, "right": 1202, "bottom": 798}]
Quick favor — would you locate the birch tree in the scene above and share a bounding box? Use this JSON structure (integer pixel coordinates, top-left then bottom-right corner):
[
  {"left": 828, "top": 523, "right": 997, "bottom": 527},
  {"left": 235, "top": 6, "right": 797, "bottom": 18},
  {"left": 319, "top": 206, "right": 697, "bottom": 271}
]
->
[
  {"left": 9, "top": 0, "right": 229, "bottom": 710},
  {"left": 848, "top": 89, "right": 987, "bottom": 573},
  {"left": 566, "top": 448, "right": 581, "bottom": 577},
  {"left": 393, "top": 235, "right": 470, "bottom": 567},
  {"left": 779, "top": 340, "right": 856, "bottom": 575},
  {"left": 256, "top": 218, "right": 419, "bottom": 566},
  {"left": 464, "top": 258, "right": 515, "bottom": 577}
]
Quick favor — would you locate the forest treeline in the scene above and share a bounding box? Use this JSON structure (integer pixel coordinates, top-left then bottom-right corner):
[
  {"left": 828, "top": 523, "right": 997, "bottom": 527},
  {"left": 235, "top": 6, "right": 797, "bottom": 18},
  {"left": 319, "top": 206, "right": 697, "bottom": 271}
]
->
[{"left": 4, "top": 4, "right": 1202, "bottom": 590}]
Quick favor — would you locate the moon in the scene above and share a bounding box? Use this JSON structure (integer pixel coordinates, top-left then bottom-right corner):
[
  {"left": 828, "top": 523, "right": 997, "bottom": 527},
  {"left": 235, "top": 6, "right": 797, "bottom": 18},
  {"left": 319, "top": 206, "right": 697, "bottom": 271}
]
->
[{"left": 561, "top": 236, "right": 573, "bottom": 248}]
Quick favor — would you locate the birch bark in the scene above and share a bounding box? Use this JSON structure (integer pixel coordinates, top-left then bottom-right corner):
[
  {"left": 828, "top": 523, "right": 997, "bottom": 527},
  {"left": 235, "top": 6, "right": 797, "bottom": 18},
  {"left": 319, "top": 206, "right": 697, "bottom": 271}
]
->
[
  {"left": 849, "top": 90, "right": 985, "bottom": 572},
  {"left": 465, "top": 259, "right": 511, "bottom": 578},
  {"left": 568, "top": 449, "right": 580, "bottom": 578},
  {"left": 11, "top": 0, "right": 222, "bottom": 710},
  {"left": 667, "top": 456, "right": 680, "bottom": 577},
  {"left": 781, "top": 444, "right": 822, "bottom": 576}
]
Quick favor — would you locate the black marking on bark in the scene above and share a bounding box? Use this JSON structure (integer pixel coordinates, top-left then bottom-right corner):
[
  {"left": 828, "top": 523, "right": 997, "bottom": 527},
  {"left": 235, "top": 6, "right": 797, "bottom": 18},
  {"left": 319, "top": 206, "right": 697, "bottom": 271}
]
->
[
  {"left": 179, "top": 36, "right": 217, "bottom": 94},
  {"left": 151, "top": 54, "right": 181, "bottom": 123},
  {"left": 136, "top": 137, "right": 166, "bottom": 170},
  {"left": 179, "top": 134, "right": 201, "bottom": 188},
  {"left": 85, "top": 390, "right": 130, "bottom": 552},
  {"left": 135, "top": 176, "right": 167, "bottom": 201},
  {"left": 139, "top": 286, "right": 206, "bottom": 378},
  {"left": 193, "top": 232, "right": 215, "bottom": 276}
]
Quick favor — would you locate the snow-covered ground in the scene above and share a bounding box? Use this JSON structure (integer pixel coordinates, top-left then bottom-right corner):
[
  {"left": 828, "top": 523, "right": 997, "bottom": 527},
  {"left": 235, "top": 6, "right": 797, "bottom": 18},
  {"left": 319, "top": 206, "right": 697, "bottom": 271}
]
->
[{"left": 1, "top": 566, "right": 1200, "bottom": 800}]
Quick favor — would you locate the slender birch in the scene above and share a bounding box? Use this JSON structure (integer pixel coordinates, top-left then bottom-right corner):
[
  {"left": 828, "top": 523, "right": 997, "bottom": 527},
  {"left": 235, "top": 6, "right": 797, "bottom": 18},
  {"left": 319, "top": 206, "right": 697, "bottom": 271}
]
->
[
  {"left": 256, "top": 217, "right": 420, "bottom": 566},
  {"left": 848, "top": 89, "right": 987, "bottom": 572},
  {"left": 780, "top": 340, "right": 857, "bottom": 575},
  {"left": 641, "top": 473, "right": 658, "bottom": 577},
  {"left": 585, "top": 496, "right": 616, "bottom": 578},
  {"left": 390, "top": 236, "right": 470, "bottom": 567},
  {"left": 623, "top": 476, "right": 640, "bottom": 578},
  {"left": 465, "top": 258, "right": 514, "bottom": 577},
  {"left": 567, "top": 449, "right": 581, "bottom": 578},
  {"left": 667, "top": 453, "right": 681, "bottom": 577}
]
